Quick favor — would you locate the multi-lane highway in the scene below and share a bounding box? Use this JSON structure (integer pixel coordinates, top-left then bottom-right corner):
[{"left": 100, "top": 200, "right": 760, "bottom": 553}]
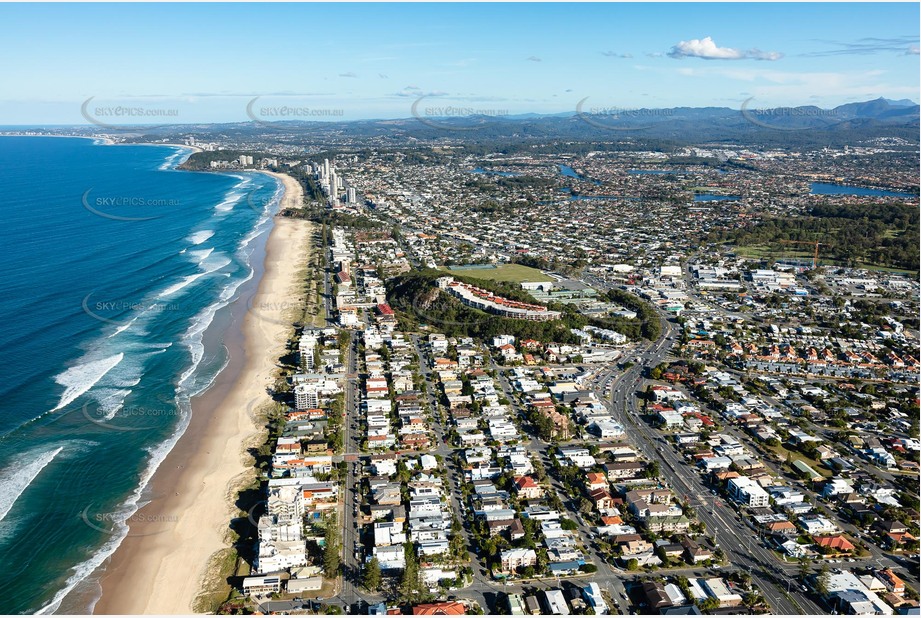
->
[{"left": 593, "top": 314, "right": 827, "bottom": 614}]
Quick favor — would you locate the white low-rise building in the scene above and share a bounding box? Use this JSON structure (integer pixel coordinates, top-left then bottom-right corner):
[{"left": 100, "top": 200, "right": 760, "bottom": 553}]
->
[{"left": 728, "top": 476, "right": 770, "bottom": 508}]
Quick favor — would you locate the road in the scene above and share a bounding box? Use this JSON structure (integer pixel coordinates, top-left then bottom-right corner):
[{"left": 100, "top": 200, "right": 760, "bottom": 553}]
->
[
  {"left": 333, "top": 324, "right": 369, "bottom": 612},
  {"left": 593, "top": 313, "right": 828, "bottom": 614},
  {"left": 410, "top": 336, "right": 491, "bottom": 570}
]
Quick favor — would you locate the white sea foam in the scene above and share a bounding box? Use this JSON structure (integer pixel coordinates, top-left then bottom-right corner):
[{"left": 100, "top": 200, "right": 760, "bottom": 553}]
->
[
  {"left": 43, "top": 263, "right": 256, "bottom": 615},
  {"left": 0, "top": 446, "right": 64, "bottom": 524},
  {"left": 34, "top": 414, "right": 190, "bottom": 615},
  {"left": 107, "top": 315, "right": 140, "bottom": 339},
  {"left": 71, "top": 343, "right": 169, "bottom": 422},
  {"left": 158, "top": 254, "right": 232, "bottom": 298},
  {"left": 36, "top": 173, "right": 278, "bottom": 615},
  {"left": 237, "top": 183, "right": 281, "bottom": 253},
  {"left": 187, "top": 247, "right": 215, "bottom": 264},
  {"left": 186, "top": 230, "right": 214, "bottom": 246},
  {"left": 214, "top": 192, "right": 243, "bottom": 212},
  {"left": 214, "top": 176, "right": 256, "bottom": 213},
  {"left": 157, "top": 148, "right": 189, "bottom": 171},
  {"left": 52, "top": 354, "right": 125, "bottom": 411},
  {"left": 93, "top": 389, "right": 135, "bottom": 421}
]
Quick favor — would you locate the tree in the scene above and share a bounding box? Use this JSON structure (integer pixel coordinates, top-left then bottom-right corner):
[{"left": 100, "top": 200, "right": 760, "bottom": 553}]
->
[
  {"left": 798, "top": 557, "right": 812, "bottom": 580},
  {"left": 362, "top": 557, "right": 381, "bottom": 592},
  {"left": 743, "top": 591, "right": 765, "bottom": 608},
  {"left": 816, "top": 563, "right": 831, "bottom": 596},
  {"left": 321, "top": 512, "right": 341, "bottom": 578},
  {"left": 733, "top": 571, "right": 752, "bottom": 589},
  {"left": 530, "top": 410, "right": 555, "bottom": 442},
  {"left": 399, "top": 542, "right": 425, "bottom": 602},
  {"left": 323, "top": 535, "right": 341, "bottom": 578},
  {"left": 626, "top": 558, "right": 639, "bottom": 571},
  {"left": 698, "top": 597, "right": 720, "bottom": 612}
]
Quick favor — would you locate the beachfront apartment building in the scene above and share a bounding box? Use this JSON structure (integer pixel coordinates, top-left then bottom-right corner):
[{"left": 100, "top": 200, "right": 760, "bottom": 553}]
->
[
  {"left": 255, "top": 539, "right": 308, "bottom": 573},
  {"left": 299, "top": 331, "right": 320, "bottom": 370},
  {"left": 295, "top": 383, "right": 320, "bottom": 410},
  {"left": 293, "top": 374, "right": 341, "bottom": 410}
]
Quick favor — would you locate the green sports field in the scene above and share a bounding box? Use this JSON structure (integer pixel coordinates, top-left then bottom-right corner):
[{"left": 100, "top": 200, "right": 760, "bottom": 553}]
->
[{"left": 444, "top": 263, "right": 549, "bottom": 283}]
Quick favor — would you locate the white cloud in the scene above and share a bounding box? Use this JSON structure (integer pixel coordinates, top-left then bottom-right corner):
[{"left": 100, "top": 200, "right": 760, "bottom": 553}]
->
[
  {"left": 527, "top": 56, "right": 542, "bottom": 62},
  {"left": 908, "top": 45, "right": 920, "bottom": 55},
  {"left": 668, "top": 36, "right": 782, "bottom": 61}
]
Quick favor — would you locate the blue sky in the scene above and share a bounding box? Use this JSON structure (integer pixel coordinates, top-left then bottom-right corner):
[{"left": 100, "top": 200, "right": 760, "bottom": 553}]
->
[{"left": 0, "top": 2, "right": 918, "bottom": 124}]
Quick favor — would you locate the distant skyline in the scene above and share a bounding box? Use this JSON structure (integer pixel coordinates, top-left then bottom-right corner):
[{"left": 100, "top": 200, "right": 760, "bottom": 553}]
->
[{"left": 0, "top": 2, "right": 918, "bottom": 125}]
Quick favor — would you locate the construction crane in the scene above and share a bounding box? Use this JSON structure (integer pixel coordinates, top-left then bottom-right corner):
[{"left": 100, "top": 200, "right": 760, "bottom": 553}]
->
[{"left": 778, "top": 240, "right": 827, "bottom": 269}]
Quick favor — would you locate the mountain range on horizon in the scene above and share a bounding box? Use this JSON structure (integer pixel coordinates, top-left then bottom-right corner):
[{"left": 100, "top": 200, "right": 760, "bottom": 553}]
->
[
  {"left": 495, "top": 97, "right": 919, "bottom": 120},
  {"left": 9, "top": 97, "right": 919, "bottom": 150}
]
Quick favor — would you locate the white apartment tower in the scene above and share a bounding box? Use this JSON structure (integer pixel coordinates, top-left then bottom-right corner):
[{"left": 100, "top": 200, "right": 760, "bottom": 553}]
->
[
  {"left": 299, "top": 332, "right": 318, "bottom": 370},
  {"left": 294, "top": 384, "right": 320, "bottom": 410}
]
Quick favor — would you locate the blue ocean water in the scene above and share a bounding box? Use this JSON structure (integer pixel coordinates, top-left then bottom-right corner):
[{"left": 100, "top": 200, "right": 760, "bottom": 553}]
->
[{"left": 0, "top": 136, "right": 281, "bottom": 613}]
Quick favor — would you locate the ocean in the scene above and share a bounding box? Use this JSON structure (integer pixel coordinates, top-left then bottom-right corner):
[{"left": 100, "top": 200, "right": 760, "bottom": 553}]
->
[{"left": 0, "top": 136, "right": 282, "bottom": 614}]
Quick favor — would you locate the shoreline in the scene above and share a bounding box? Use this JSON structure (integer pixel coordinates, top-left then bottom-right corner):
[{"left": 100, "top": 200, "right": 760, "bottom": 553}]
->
[
  {"left": 0, "top": 133, "right": 114, "bottom": 145},
  {"left": 91, "top": 171, "right": 310, "bottom": 614},
  {"left": 141, "top": 142, "right": 203, "bottom": 154},
  {"left": 0, "top": 133, "right": 204, "bottom": 154}
]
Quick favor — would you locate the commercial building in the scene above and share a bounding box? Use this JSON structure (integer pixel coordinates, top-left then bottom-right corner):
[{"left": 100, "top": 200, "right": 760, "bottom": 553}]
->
[{"left": 727, "top": 476, "right": 770, "bottom": 508}]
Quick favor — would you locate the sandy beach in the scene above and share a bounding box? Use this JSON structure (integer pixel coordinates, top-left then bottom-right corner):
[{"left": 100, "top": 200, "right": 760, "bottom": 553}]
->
[
  {"left": 92, "top": 171, "right": 310, "bottom": 614},
  {"left": 154, "top": 142, "right": 204, "bottom": 154}
]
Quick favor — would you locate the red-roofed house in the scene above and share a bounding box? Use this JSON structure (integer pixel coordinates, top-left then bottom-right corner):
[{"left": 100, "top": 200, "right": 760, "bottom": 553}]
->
[
  {"left": 879, "top": 569, "right": 906, "bottom": 595},
  {"left": 589, "top": 488, "right": 616, "bottom": 510},
  {"left": 586, "top": 472, "right": 608, "bottom": 492},
  {"left": 814, "top": 535, "right": 855, "bottom": 553},
  {"left": 514, "top": 475, "right": 544, "bottom": 500},
  {"left": 766, "top": 520, "right": 797, "bottom": 536},
  {"left": 412, "top": 601, "right": 466, "bottom": 615}
]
